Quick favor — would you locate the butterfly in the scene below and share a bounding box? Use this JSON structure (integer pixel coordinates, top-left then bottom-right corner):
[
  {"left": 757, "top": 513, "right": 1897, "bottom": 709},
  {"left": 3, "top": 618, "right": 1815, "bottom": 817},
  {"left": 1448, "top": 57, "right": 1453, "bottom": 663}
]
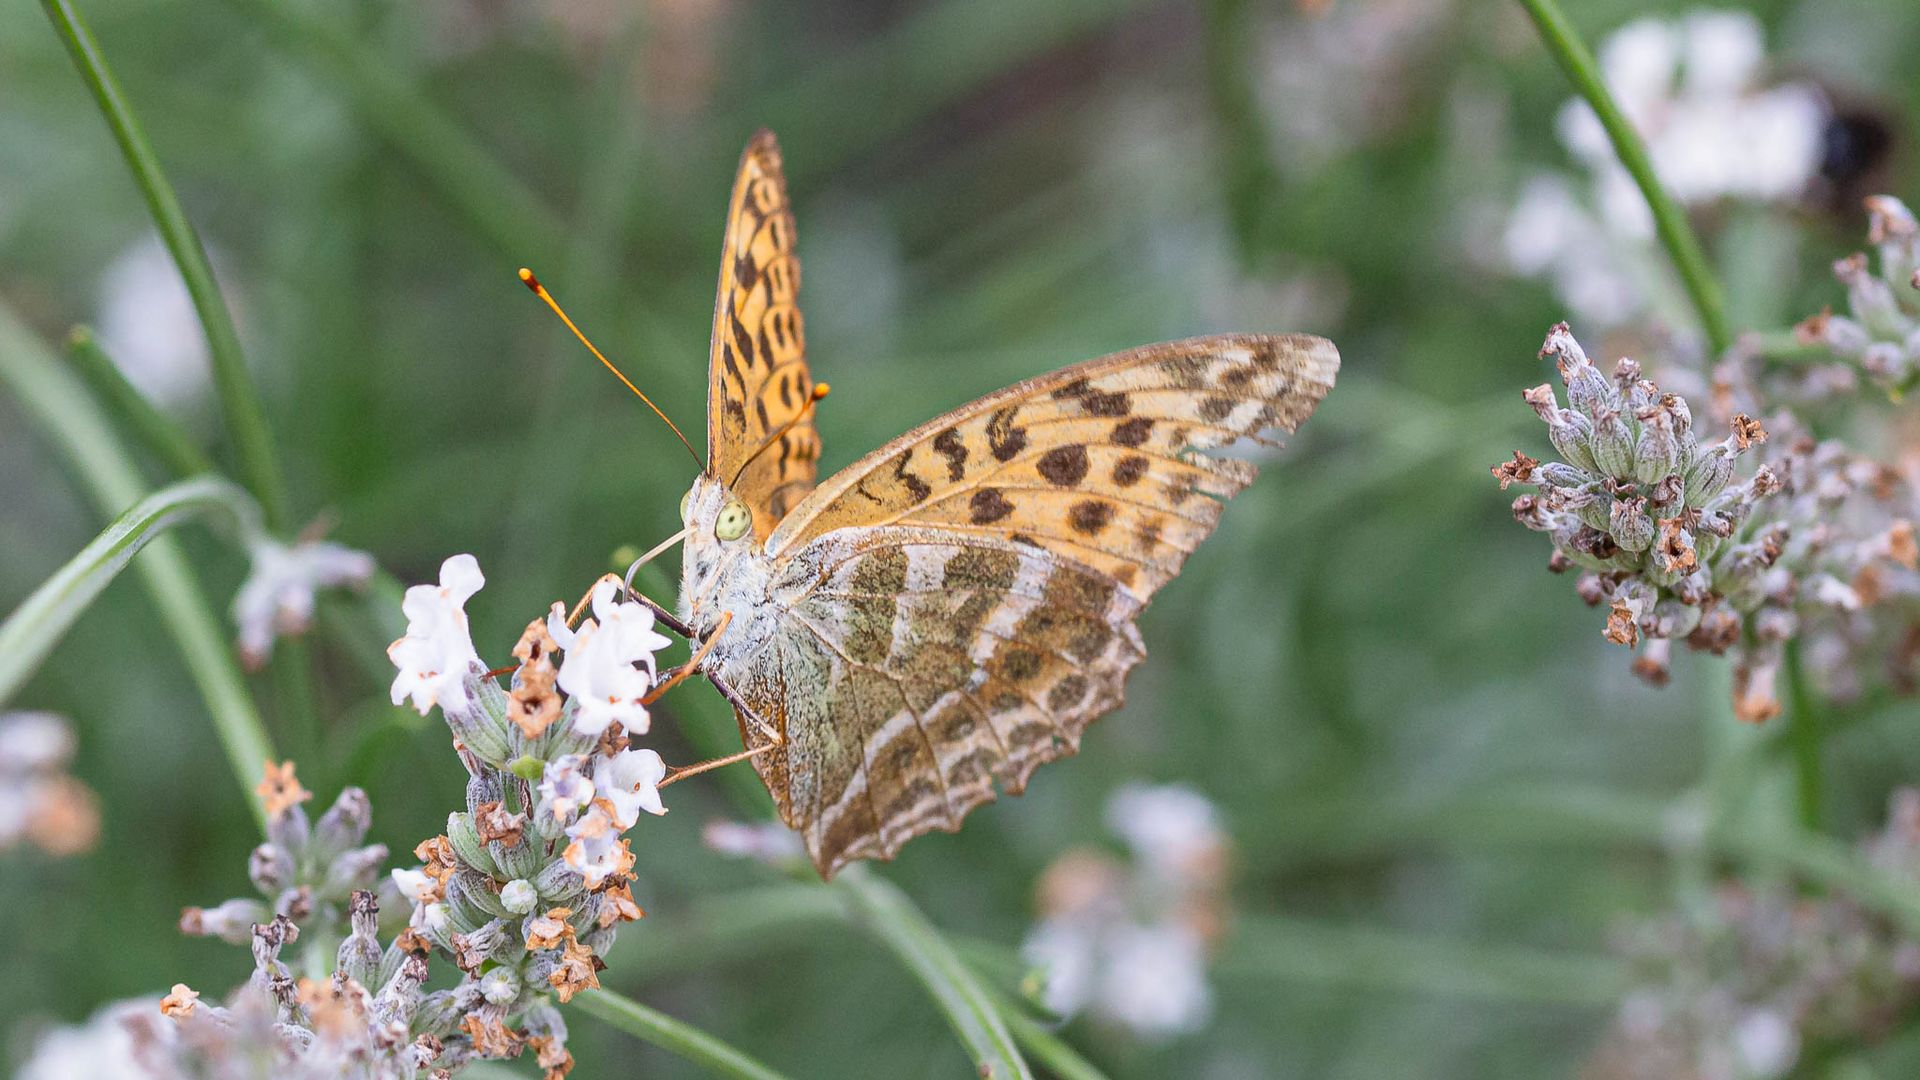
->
[{"left": 674, "top": 131, "right": 1338, "bottom": 878}]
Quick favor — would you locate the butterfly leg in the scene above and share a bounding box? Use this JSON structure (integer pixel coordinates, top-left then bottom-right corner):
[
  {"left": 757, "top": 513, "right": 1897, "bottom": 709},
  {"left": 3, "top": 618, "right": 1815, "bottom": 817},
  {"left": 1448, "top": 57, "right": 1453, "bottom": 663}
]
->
[
  {"left": 657, "top": 741, "right": 778, "bottom": 790},
  {"left": 705, "top": 670, "right": 784, "bottom": 746},
  {"left": 643, "top": 611, "right": 731, "bottom": 705}
]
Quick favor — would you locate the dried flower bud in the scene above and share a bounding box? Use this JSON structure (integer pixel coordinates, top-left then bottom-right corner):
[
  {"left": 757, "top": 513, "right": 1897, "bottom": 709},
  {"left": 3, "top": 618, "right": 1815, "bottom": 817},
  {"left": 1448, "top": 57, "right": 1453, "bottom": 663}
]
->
[
  {"left": 1589, "top": 409, "right": 1635, "bottom": 477},
  {"left": 1492, "top": 450, "right": 1540, "bottom": 489},
  {"left": 1543, "top": 322, "right": 1616, "bottom": 417},
  {"left": 1610, "top": 496, "right": 1655, "bottom": 552}
]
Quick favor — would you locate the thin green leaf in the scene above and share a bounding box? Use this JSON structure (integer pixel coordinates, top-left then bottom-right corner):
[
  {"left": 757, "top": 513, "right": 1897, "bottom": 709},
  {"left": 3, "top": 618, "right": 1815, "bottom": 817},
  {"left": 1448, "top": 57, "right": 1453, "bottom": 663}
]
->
[
  {"left": 0, "top": 475, "right": 257, "bottom": 707},
  {"left": 833, "top": 865, "right": 1033, "bottom": 1080},
  {"left": 65, "top": 326, "right": 214, "bottom": 480},
  {"left": 570, "top": 988, "right": 792, "bottom": 1080},
  {"left": 0, "top": 299, "right": 275, "bottom": 833},
  {"left": 39, "top": 0, "right": 291, "bottom": 529}
]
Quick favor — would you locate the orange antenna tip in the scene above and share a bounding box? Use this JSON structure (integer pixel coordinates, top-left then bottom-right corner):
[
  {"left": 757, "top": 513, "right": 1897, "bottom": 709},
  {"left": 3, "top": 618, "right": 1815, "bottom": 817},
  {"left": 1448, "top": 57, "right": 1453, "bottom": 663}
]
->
[
  {"left": 517, "top": 268, "right": 703, "bottom": 470},
  {"left": 811, "top": 383, "right": 830, "bottom": 400}
]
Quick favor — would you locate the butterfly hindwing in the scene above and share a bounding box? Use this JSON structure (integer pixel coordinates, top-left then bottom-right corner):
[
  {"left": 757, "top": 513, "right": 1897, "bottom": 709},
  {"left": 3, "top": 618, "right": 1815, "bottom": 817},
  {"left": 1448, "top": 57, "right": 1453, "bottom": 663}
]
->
[
  {"left": 766, "top": 334, "right": 1340, "bottom": 599},
  {"left": 733, "top": 527, "right": 1147, "bottom": 876},
  {"left": 707, "top": 130, "right": 819, "bottom": 541}
]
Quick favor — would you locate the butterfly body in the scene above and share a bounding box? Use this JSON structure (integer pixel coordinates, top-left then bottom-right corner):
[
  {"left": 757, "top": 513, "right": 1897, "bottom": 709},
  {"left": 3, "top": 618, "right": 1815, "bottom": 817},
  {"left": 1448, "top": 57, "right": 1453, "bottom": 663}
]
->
[{"left": 676, "top": 132, "right": 1338, "bottom": 877}]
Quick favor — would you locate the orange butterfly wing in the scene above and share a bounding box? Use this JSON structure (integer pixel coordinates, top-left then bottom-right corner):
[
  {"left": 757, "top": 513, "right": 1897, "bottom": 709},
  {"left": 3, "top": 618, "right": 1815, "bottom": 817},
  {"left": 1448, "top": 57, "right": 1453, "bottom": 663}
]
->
[
  {"left": 707, "top": 130, "right": 820, "bottom": 541},
  {"left": 766, "top": 335, "right": 1340, "bottom": 599}
]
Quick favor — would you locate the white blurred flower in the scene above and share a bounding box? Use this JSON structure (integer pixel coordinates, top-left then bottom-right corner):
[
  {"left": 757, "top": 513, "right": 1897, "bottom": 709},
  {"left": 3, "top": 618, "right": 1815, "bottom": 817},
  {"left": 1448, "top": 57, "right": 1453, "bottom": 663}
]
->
[
  {"left": 94, "top": 233, "right": 212, "bottom": 409},
  {"left": 1098, "top": 923, "right": 1214, "bottom": 1039},
  {"left": 1733, "top": 1009, "right": 1799, "bottom": 1078},
  {"left": 1021, "top": 916, "right": 1100, "bottom": 1018},
  {"left": 232, "top": 537, "right": 375, "bottom": 668},
  {"left": 1105, "top": 783, "right": 1226, "bottom": 879},
  {"left": 1503, "top": 174, "right": 1646, "bottom": 326},
  {"left": 702, "top": 818, "right": 805, "bottom": 865},
  {"left": 0, "top": 711, "right": 75, "bottom": 773},
  {"left": 1557, "top": 11, "right": 1827, "bottom": 231},
  {"left": 387, "top": 553, "right": 485, "bottom": 715},
  {"left": 1508, "top": 11, "right": 1828, "bottom": 328},
  {"left": 0, "top": 712, "right": 99, "bottom": 857},
  {"left": 552, "top": 579, "right": 671, "bottom": 737},
  {"left": 17, "top": 998, "right": 170, "bottom": 1080},
  {"left": 1020, "top": 784, "right": 1231, "bottom": 1041},
  {"left": 593, "top": 747, "right": 668, "bottom": 829}
]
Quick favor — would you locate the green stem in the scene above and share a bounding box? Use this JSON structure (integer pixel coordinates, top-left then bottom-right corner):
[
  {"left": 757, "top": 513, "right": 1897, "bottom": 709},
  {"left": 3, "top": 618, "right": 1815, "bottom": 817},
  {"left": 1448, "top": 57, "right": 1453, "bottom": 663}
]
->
[
  {"left": 993, "top": 993, "right": 1109, "bottom": 1080},
  {"left": 0, "top": 300, "right": 275, "bottom": 833},
  {"left": 0, "top": 475, "right": 259, "bottom": 708},
  {"left": 66, "top": 326, "right": 214, "bottom": 478},
  {"left": 832, "top": 866, "right": 1033, "bottom": 1080},
  {"left": 1515, "top": 0, "right": 1734, "bottom": 353},
  {"left": 569, "top": 989, "right": 790, "bottom": 1080},
  {"left": 39, "top": 0, "right": 291, "bottom": 529},
  {"left": 1784, "top": 641, "right": 1823, "bottom": 831}
]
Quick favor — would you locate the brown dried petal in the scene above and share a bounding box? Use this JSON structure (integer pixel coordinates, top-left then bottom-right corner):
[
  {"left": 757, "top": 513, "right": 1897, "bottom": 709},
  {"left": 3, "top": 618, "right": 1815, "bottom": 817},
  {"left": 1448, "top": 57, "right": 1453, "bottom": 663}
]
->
[
  {"left": 509, "top": 616, "right": 563, "bottom": 739},
  {"left": 1491, "top": 450, "right": 1540, "bottom": 490},
  {"left": 475, "top": 801, "right": 528, "bottom": 849},
  {"left": 1605, "top": 600, "right": 1640, "bottom": 647},
  {"left": 255, "top": 760, "right": 312, "bottom": 820}
]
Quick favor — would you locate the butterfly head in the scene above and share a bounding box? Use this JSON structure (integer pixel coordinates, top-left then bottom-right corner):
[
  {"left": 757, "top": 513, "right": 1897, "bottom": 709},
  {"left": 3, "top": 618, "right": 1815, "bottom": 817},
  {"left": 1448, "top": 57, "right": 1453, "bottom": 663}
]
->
[{"left": 680, "top": 474, "right": 755, "bottom": 547}]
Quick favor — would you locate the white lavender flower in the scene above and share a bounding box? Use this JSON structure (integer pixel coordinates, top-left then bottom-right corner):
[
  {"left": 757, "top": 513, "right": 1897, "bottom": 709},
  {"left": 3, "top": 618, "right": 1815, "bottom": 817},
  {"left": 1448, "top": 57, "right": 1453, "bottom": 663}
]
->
[
  {"left": 1019, "top": 783, "right": 1230, "bottom": 1041},
  {"left": 388, "top": 553, "right": 486, "bottom": 716},
  {"left": 550, "top": 579, "right": 672, "bottom": 738},
  {"left": 0, "top": 711, "right": 100, "bottom": 857},
  {"left": 232, "top": 535, "right": 376, "bottom": 668}
]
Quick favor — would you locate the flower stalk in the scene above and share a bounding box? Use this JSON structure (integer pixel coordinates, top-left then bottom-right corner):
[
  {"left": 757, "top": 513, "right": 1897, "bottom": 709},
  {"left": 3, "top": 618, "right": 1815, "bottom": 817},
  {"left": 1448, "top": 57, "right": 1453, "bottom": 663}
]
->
[
  {"left": 39, "top": 0, "right": 291, "bottom": 529},
  {"left": 1515, "top": 0, "right": 1733, "bottom": 354}
]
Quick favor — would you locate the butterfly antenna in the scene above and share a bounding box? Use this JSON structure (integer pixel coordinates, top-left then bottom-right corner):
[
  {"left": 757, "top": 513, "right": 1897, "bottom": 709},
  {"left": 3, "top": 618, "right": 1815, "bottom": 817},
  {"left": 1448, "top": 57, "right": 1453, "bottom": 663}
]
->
[
  {"left": 518, "top": 268, "right": 703, "bottom": 470},
  {"left": 728, "top": 383, "right": 829, "bottom": 487}
]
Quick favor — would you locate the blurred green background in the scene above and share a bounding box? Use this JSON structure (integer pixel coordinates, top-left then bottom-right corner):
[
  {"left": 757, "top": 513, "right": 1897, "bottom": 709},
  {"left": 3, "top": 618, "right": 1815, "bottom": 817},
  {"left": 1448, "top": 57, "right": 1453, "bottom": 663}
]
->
[{"left": 5, "top": 0, "right": 1920, "bottom": 1075}]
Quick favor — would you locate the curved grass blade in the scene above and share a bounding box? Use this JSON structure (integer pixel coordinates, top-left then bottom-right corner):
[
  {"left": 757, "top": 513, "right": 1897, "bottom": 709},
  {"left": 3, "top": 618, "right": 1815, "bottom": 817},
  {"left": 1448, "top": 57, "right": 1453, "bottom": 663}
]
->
[
  {"left": 0, "top": 300, "right": 275, "bottom": 832},
  {"left": 570, "top": 988, "right": 791, "bottom": 1080},
  {"left": 833, "top": 865, "right": 1033, "bottom": 1080},
  {"left": 0, "top": 475, "right": 257, "bottom": 708}
]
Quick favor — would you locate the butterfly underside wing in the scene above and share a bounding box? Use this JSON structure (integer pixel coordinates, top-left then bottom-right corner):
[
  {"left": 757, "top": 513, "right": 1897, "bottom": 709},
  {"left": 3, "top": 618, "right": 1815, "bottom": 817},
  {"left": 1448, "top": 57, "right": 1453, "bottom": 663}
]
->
[
  {"left": 706, "top": 130, "right": 820, "bottom": 541},
  {"left": 685, "top": 133, "right": 1338, "bottom": 878}
]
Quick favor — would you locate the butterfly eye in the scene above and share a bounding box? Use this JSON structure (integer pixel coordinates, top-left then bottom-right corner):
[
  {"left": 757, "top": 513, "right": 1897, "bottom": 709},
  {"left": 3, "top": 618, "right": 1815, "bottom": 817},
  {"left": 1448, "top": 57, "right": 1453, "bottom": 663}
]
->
[
  {"left": 714, "top": 498, "right": 752, "bottom": 542},
  {"left": 679, "top": 490, "right": 693, "bottom": 523}
]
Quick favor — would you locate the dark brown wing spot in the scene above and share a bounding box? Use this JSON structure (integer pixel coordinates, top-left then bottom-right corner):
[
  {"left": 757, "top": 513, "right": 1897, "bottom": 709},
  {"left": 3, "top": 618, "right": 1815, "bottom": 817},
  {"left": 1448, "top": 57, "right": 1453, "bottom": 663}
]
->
[
  {"left": 969, "top": 488, "right": 1014, "bottom": 524},
  {"left": 1199, "top": 397, "right": 1236, "bottom": 423},
  {"left": 987, "top": 407, "right": 1028, "bottom": 462},
  {"left": 1052, "top": 377, "right": 1130, "bottom": 417},
  {"left": 891, "top": 451, "right": 932, "bottom": 503},
  {"left": 1112, "top": 417, "right": 1154, "bottom": 447},
  {"left": 1112, "top": 454, "right": 1148, "bottom": 487},
  {"left": 1069, "top": 499, "right": 1114, "bottom": 536},
  {"left": 1135, "top": 518, "right": 1162, "bottom": 552},
  {"left": 999, "top": 646, "right": 1044, "bottom": 682},
  {"left": 932, "top": 427, "right": 968, "bottom": 482},
  {"left": 1037, "top": 445, "right": 1090, "bottom": 486},
  {"left": 1047, "top": 674, "right": 1089, "bottom": 713}
]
